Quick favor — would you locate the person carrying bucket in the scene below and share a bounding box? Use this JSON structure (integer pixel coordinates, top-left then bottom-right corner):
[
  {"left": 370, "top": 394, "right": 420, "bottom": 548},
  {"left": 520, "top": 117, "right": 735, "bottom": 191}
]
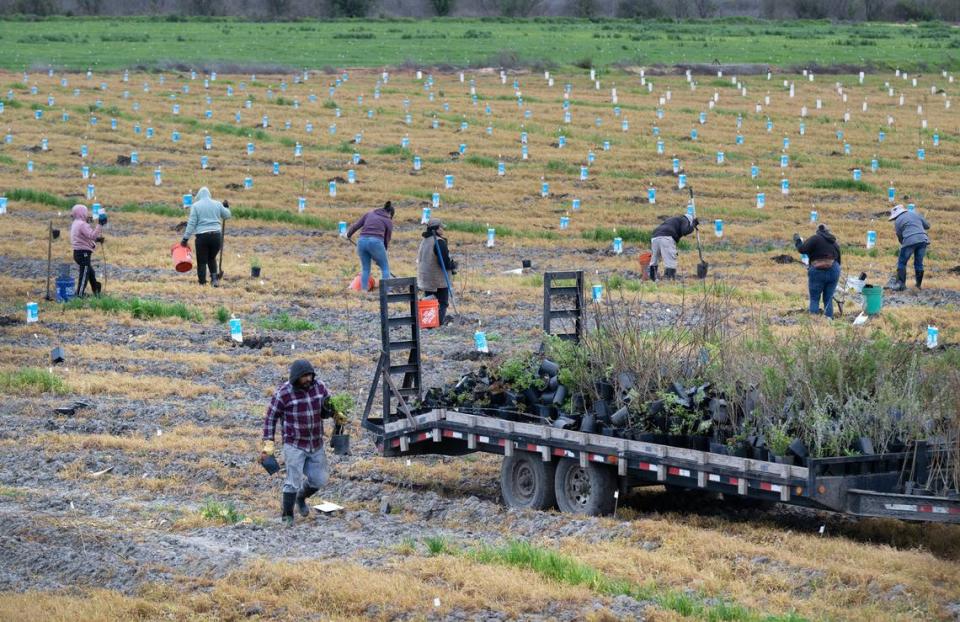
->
[
  {"left": 70, "top": 204, "right": 106, "bottom": 297},
  {"left": 417, "top": 218, "right": 458, "bottom": 326},
  {"left": 649, "top": 213, "right": 698, "bottom": 281},
  {"left": 347, "top": 201, "right": 394, "bottom": 291},
  {"left": 793, "top": 224, "right": 841, "bottom": 318},
  {"left": 260, "top": 359, "right": 344, "bottom": 526},
  {"left": 888, "top": 204, "right": 930, "bottom": 291},
  {"left": 179, "top": 187, "right": 231, "bottom": 287}
]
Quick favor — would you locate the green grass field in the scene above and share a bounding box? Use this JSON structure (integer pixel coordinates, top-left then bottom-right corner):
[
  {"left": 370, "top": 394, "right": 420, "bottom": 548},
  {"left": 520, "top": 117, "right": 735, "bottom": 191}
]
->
[{"left": 1, "top": 17, "right": 959, "bottom": 71}]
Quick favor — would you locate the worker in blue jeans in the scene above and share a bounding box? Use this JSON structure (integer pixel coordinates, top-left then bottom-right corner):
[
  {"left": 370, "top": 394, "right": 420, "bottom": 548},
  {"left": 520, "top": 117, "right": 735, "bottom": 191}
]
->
[
  {"left": 347, "top": 201, "right": 394, "bottom": 291},
  {"left": 794, "top": 224, "right": 842, "bottom": 318}
]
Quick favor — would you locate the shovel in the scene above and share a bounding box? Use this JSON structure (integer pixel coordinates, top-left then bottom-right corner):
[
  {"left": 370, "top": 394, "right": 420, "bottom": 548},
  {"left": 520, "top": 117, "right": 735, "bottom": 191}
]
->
[
  {"left": 689, "top": 187, "right": 708, "bottom": 279},
  {"left": 217, "top": 219, "right": 225, "bottom": 280}
]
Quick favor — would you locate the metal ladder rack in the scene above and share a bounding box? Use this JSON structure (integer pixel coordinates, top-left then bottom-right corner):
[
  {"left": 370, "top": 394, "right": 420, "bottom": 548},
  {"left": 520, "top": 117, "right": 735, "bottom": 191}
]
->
[
  {"left": 362, "top": 277, "right": 423, "bottom": 431},
  {"left": 542, "top": 270, "right": 584, "bottom": 343}
]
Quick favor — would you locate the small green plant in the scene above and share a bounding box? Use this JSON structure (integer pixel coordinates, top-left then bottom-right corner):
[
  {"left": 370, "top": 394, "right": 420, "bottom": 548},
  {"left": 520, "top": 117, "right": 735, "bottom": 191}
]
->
[
  {"left": 199, "top": 500, "right": 244, "bottom": 524},
  {"left": 424, "top": 536, "right": 450, "bottom": 556},
  {"left": 215, "top": 306, "right": 230, "bottom": 324},
  {"left": 328, "top": 393, "right": 355, "bottom": 417},
  {"left": 767, "top": 424, "right": 791, "bottom": 456},
  {"left": 250, "top": 256, "right": 261, "bottom": 269},
  {"left": 496, "top": 354, "right": 545, "bottom": 391},
  {"left": 0, "top": 368, "right": 69, "bottom": 395}
]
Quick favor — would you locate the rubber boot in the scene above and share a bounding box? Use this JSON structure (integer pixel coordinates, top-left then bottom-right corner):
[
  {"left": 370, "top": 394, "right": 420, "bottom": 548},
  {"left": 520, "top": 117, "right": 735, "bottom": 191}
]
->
[
  {"left": 915, "top": 270, "right": 924, "bottom": 289},
  {"left": 664, "top": 268, "right": 677, "bottom": 280},
  {"left": 281, "top": 491, "right": 297, "bottom": 526},
  {"left": 894, "top": 267, "right": 907, "bottom": 292},
  {"left": 211, "top": 274, "right": 220, "bottom": 288},
  {"left": 649, "top": 265, "right": 658, "bottom": 282},
  {"left": 296, "top": 486, "right": 318, "bottom": 517},
  {"left": 92, "top": 282, "right": 102, "bottom": 297}
]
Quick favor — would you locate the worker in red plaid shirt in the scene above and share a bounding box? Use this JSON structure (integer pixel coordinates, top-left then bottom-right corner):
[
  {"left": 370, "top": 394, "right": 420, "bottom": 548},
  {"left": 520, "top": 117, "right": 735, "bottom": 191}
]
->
[{"left": 261, "top": 359, "right": 340, "bottom": 525}]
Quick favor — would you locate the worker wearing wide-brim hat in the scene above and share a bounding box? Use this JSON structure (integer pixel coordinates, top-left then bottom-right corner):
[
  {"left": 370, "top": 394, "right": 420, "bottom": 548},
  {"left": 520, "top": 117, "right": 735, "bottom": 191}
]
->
[
  {"left": 417, "top": 218, "right": 457, "bottom": 326},
  {"left": 888, "top": 204, "right": 931, "bottom": 291}
]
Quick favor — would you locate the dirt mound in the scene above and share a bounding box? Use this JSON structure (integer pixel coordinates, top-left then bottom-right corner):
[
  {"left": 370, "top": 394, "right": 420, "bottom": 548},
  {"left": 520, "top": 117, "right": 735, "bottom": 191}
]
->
[{"left": 771, "top": 254, "right": 797, "bottom": 264}]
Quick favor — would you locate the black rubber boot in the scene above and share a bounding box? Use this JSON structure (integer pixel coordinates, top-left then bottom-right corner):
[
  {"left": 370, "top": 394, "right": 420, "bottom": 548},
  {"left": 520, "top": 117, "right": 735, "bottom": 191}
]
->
[
  {"left": 281, "top": 491, "right": 297, "bottom": 526},
  {"left": 915, "top": 270, "right": 924, "bottom": 289},
  {"left": 649, "top": 265, "right": 658, "bottom": 282},
  {"left": 92, "top": 282, "right": 102, "bottom": 297},
  {"left": 895, "top": 267, "right": 907, "bottom": 291},
  {"left": 664, "top": 268, "right": 677, "bottom": 280},
  {"left": 296, "top": 486, "right": 318, "bottom": 517}
]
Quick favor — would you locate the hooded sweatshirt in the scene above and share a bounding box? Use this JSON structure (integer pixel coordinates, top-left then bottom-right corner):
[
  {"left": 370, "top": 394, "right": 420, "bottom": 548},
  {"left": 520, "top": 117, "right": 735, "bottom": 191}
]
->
[
  {"left": 347, "top": 208, "right": 393, "bottom": 249},
  {"left": 893, "top": 211, "right": 930, "bottom": 247},
  {"left": 652, "top": 215, "right": 695, "bottom": 243},
  {"left": 70, "top": 204, "right": 102, "bottom": 251},
  {"left": 183, "top": 187, "right": 231, "bottom": 240},
  {"left": 796, "top": 226, "right": 841, "bottom": 265}
]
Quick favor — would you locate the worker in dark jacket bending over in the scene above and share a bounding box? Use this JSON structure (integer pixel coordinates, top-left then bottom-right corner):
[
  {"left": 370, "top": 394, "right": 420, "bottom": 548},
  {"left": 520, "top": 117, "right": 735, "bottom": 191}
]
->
[
  {"left": 649, "top": 213, "right": 698, "bottom": 281},
  {"left": 347, "top": 201, "right": 394, "bottom": 291},
  {"left": 417, "top": 219, "right": 457, "bottom": 326},
  {"left": 261, "top": 359, "right": 343, "bottom": 526},
  {"left": 888, "top": 204, "right": 931, "bottom": 291},
  {"left": 793, "top": 223, "right": 842, "bottom": 319}
]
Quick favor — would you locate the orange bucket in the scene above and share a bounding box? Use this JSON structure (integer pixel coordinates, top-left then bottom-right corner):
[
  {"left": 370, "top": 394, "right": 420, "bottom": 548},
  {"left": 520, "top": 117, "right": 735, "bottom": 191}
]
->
[
  {"left": 171, "top": 243, "right": 193, "bottom": 273},
  {"left": 349, "top": 274, "right": 377, "bottom": 291},
  {"left": 418, "top": 297, "right": 440, "bottom": 329},
  {"left": 638, "top": 251, "right": 652, "bottom": 280}
]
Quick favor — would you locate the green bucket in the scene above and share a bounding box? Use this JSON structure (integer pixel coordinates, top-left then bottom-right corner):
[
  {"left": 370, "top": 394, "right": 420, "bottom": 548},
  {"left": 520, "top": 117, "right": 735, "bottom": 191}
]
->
[{"left": 862, "top": 284, "right": 883, "bottom": 315}]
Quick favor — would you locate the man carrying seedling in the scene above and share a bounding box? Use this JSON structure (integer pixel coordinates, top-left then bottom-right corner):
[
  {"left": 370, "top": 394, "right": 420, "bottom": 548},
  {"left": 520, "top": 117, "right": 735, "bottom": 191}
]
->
[
  {"left": 649, "top": 213, "right": 698, "bottom": 281},
  {"left": 261, "top": 359, "right": 346, "bottom": 526},
  {"left": 888, "top": 204, "right": 931, "bottom": 291}
]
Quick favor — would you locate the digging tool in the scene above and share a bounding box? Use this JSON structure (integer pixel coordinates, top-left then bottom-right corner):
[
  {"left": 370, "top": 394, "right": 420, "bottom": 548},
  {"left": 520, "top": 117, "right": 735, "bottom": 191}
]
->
[
  {"left": 689, "top": 186, "right": 708, "bottom": 279},
  {"left": 99, "top": 237, "right": 107, "bottom": 296},
  {"left": 217, "top": 218, "right": 225, "bottom": 280},
  {"left": 433, "top": 235, "right": 459, "bottom": 317},
  {"left": 44, "top": 221, "right": 60, "bottom": 301}
]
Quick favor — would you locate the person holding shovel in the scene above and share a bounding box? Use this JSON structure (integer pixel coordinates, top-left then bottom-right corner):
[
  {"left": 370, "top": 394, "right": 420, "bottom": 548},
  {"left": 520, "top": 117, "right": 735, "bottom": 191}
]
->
[
  {"left": 649, "top": 213, "right": 698, "bottom": 281},
  {"left": 347, "top": 201, "right": 394, "bottom": 291},
  {"left": 888, "top": 204, "right": 930, "bottom": 291},
  {"left": 180, "top": 187, "right": 231, "bottom": 287},
  {"left": 261, "top": 359, "right": 345, "bottom": 526},
  {"left": 70, "top": 204, "right": 106, "bottom": 298},
  {"left": 793, "top": 223, "right": 842, "bottom": 319},
  {"left": 417, "top": 218, "right": 457, "bottom": 326}
]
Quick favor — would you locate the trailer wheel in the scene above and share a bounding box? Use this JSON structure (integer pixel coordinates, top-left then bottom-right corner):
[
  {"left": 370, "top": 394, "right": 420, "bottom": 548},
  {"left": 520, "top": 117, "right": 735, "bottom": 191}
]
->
[
  {"left": 500, "top": 454, "right": 556, "bottom": 511},
  {"left": 554, "top": 458, "right": 617, "bottom": 516}
]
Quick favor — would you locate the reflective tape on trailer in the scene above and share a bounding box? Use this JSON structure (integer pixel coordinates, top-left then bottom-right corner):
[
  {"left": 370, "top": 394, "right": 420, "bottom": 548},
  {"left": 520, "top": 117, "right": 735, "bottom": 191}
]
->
[
  {"left": 638, "top": 462, "right": 660, "bottom": 473},
  {"left": 708, "top": 474, "right": 740, "bottom": 485},
  {"left": 591, "top": 453, "right": 617, "bottom": 464},
  {"left": 758, "top": 481, "right": 783, "bottom": 493},
  {"left": 552, "top": 448, "right": 578, "bottom": 459},
  {"left": 441, "top": 430, "right": 464, "bottom": 440},
  {"left": 667, "top": 467, "right": 692, "bottom": 478},
  {"left": 885, "top": 503, "right": 960, "bottom": 515}
]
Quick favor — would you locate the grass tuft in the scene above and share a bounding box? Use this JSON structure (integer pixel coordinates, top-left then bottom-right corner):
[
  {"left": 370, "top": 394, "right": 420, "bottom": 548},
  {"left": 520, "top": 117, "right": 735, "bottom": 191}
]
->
[
  {"left": 0, "top": 368, "right": 69, "bottom": 395},
  {"left": 257, "top": 312, "right": 317, "bottom": 332},
  {"left": 199, "top": 499, "right": 244, "bottom": 524},
  {"left": 64, "top": 295, "right": 203, "bottom": 322},
  {"left": 811, "top": 178, "right": 878, "bottom": 192}
]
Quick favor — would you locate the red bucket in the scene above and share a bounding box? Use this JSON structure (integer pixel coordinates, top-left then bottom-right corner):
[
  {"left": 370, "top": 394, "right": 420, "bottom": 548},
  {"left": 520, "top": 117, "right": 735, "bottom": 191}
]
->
[
  {"left": 638, "top": 251, "right": 652, "bottom": 280},
  {"left": 171, "top": 243, "right": 193, "bottom": 273},
  {"left": 349, "top": 274, "right": 376, "bottom": 291},
  {"left": 418, "top": 297, "right": 440, "bottom": 329}
]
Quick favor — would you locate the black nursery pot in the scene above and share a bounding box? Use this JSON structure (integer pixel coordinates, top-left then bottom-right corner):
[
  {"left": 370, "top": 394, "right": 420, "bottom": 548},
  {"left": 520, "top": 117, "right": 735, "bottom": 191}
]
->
[
  {"left": 595, "top": 380, "right": 615, "bottom": 401},
  {"left": 251, "top": 266, "right": 262, "bottom": 277},
  {"left": 709, "top": 441, "right": 730, "bottom": 456}
]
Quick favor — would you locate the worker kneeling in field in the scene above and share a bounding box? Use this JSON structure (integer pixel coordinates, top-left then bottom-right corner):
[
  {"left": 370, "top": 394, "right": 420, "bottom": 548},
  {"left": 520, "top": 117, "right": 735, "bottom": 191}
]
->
[
  {"left": 793, "top": 224, "right": 842, "bottom": 319},
  {"left": 888, "top": 204, "right": 931, "bottom": 291},
  {"left": 180, "top": 187, "right": 231, "bottom": 287},
  {"left": 417, "top": 218, "right": 457, "bottom": 326},
  {"left": 261, "top": 359, "right": 344, "bottom": 526},
  {"left": 649, "top": 213, "right": 698, "bottom": 281}
]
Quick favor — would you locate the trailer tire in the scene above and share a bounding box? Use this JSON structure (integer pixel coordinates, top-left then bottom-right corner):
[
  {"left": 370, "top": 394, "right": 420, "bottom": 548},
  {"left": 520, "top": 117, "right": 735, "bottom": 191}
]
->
[
  {"left": 554, "top": 458, "right": 617, "bottom": 516},
  {"left": 500, "top": 454, "right": 557, "bottom": 511}
]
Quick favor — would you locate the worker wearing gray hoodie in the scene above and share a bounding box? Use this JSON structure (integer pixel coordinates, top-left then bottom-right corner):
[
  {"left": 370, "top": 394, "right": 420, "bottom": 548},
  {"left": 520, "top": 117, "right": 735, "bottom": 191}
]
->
[
  {"left": 888, "top": 205, "right": 930, "bottom": 290},
  {"left": 180, "top": 187, "right": 231, "bottom": 287}
]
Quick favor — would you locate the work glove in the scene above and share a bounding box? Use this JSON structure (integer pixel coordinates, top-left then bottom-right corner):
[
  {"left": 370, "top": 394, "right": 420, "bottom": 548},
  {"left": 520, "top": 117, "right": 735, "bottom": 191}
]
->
[
  {"left": 692, "top": 217, "right": 700, "bottom": 229},
  {"left": 222, "top": 199, "right": 230, "bottom": 208},
  {"left": 95, "top": 237, "right": 105, "bottom": 243},
  {"left": 792, "top": 233, "right": 803, "bottom": 249},
  {"left": 180, "top": 239, "right": 189, "bottom": 247},
  {"left": 260, "top": 439, "right": 275, "bottom": 462},
  {"left": 98, "top": 213, "right": 108, "bottom": 225}
]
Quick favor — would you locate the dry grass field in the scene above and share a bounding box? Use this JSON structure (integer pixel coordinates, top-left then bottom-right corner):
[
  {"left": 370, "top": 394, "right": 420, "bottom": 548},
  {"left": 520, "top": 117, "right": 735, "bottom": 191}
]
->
[{"left": 1, "top": 62, "right": 959, "bottom": 621}]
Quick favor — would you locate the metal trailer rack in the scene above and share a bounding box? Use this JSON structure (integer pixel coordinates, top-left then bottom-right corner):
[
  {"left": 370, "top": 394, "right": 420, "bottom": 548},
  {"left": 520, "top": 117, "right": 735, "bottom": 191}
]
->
[{"left": 361, "top": 274, "right": 960, "bottom": 524}]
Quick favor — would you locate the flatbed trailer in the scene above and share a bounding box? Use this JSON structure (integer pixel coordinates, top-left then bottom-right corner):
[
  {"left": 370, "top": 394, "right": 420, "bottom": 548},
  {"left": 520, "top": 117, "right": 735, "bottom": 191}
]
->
[{"left": 361, "top": 274, "right": 960, "bottom": 524}]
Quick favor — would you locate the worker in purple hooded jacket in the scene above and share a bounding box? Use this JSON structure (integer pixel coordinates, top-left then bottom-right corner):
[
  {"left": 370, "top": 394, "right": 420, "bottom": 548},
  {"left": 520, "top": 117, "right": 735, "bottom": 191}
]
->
[{"left": 346, "top": 201, "right": 394, "bottom": 291}]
